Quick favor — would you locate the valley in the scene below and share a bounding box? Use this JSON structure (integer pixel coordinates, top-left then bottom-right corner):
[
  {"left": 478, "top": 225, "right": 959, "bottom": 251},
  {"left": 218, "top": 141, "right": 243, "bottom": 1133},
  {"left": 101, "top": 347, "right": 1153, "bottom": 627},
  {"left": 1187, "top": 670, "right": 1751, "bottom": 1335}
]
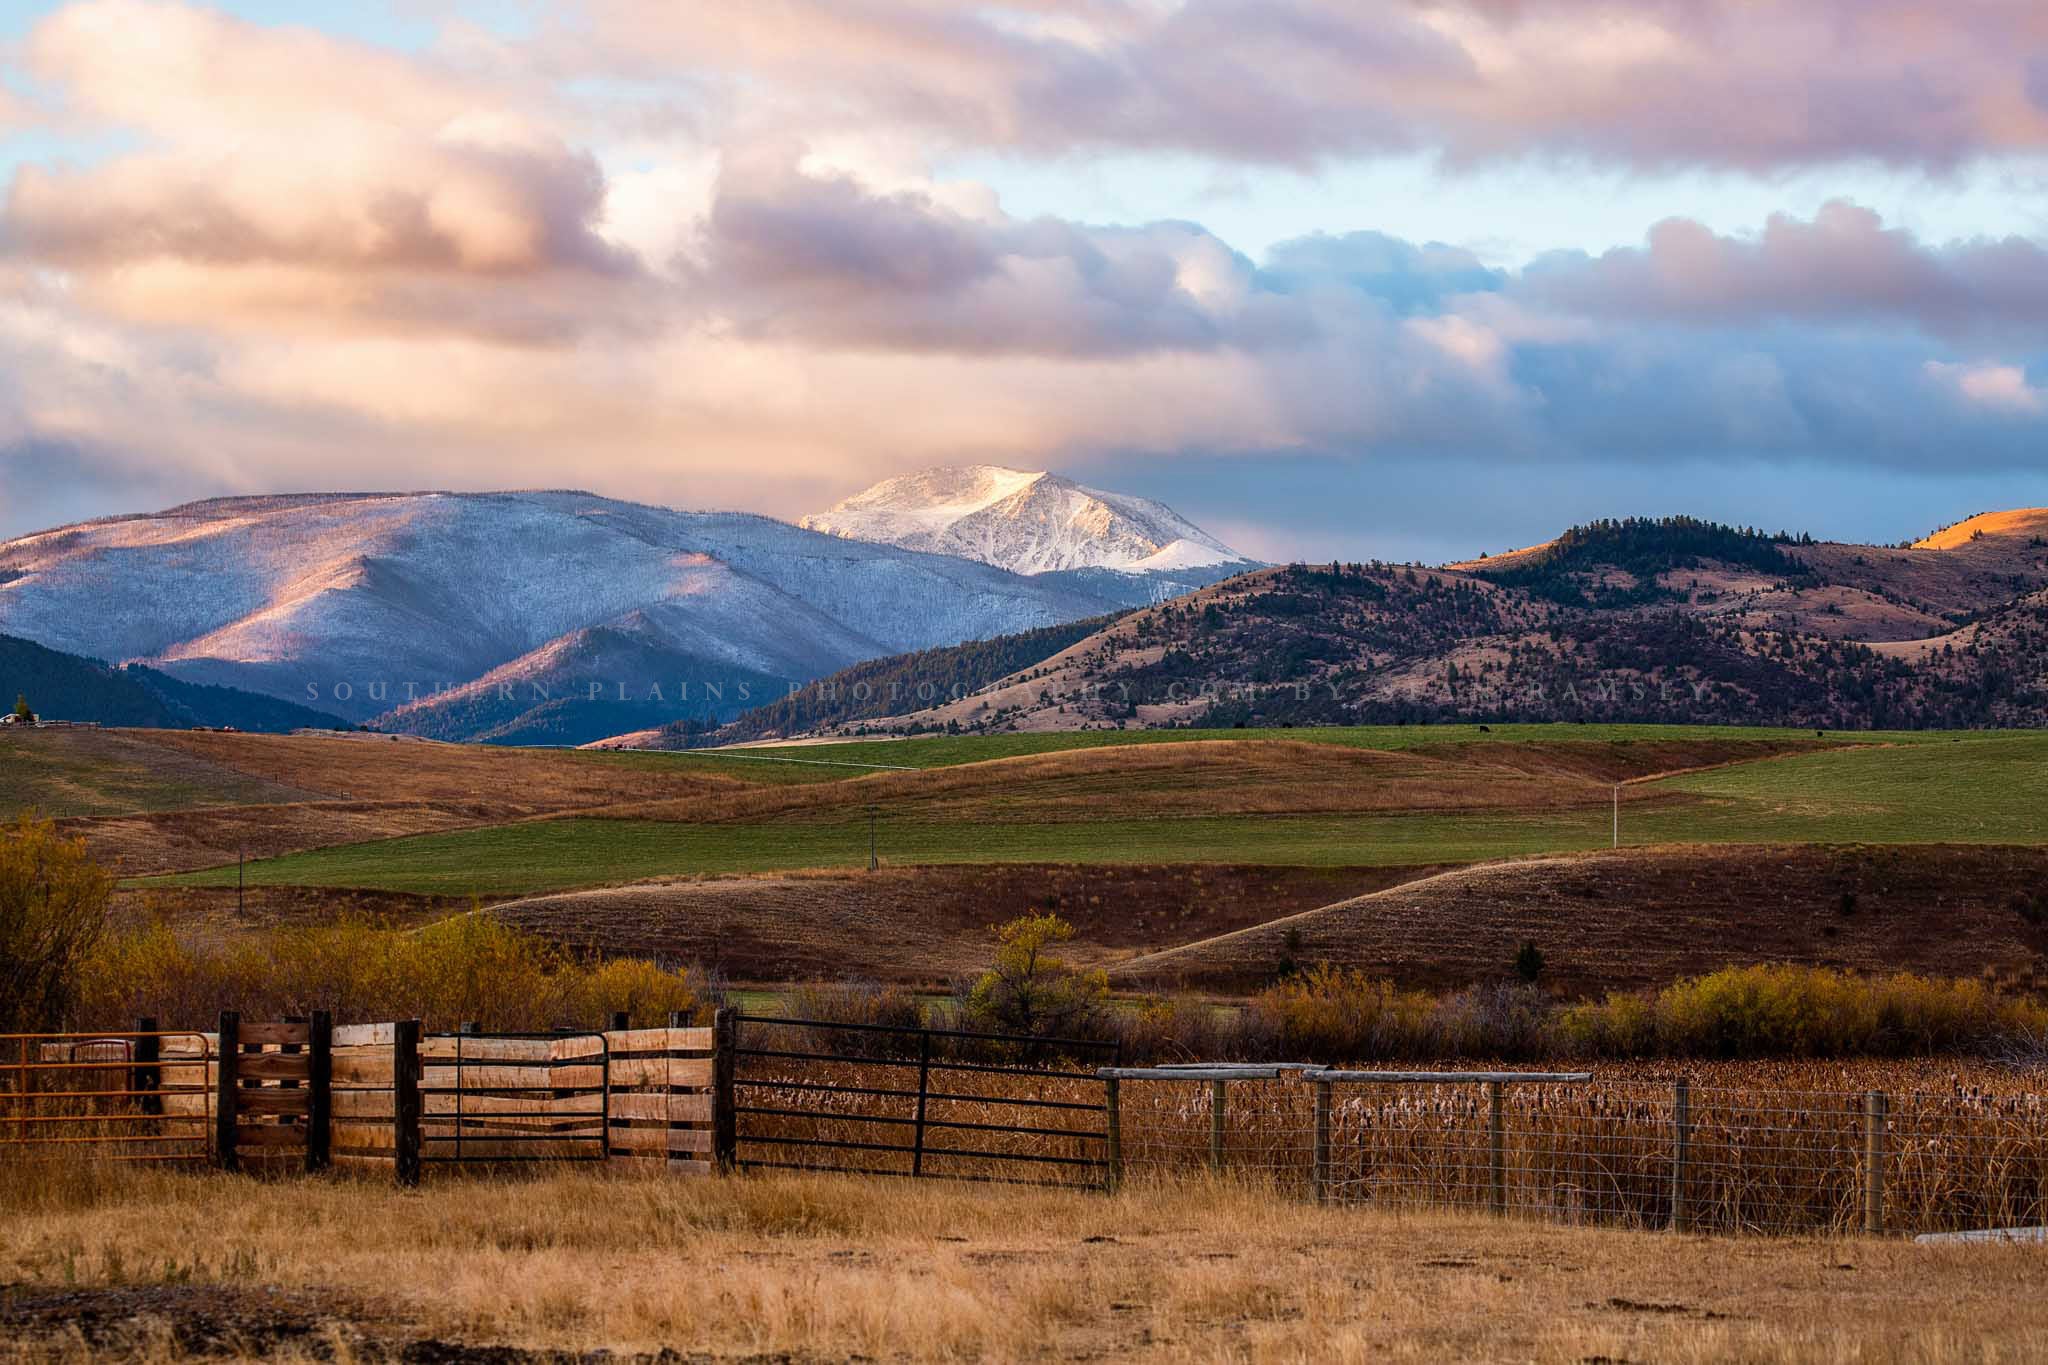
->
[{"left": 9, "top": 721, "right": 2038, "bottom": 999}]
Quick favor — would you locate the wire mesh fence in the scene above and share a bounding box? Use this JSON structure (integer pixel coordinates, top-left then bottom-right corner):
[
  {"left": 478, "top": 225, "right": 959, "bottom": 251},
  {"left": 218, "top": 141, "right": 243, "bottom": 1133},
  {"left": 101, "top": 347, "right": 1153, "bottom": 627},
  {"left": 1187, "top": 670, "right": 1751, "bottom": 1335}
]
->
[{"left": 1108, "top": 1069, "right": 2048, "bottom": 1237}]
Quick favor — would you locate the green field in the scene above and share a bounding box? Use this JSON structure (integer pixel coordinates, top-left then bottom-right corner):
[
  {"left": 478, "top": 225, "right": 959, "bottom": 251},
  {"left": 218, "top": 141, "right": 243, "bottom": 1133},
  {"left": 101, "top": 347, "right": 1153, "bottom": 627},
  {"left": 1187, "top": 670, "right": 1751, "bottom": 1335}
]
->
[
  {"left": 150, "top": 729, "right": 2048, "bottom": 897},
  {"left": 608, "top": 722, "right": 1972, "bottom": 775}
]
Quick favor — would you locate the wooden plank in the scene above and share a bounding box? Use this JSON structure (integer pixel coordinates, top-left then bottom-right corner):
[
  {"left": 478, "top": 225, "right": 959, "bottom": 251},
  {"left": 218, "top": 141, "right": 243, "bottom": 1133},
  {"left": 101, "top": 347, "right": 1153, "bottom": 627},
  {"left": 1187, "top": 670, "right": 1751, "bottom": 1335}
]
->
[
  {"left": 332, "top": 1023, "right": 394, "bottom": 1048},
  {"left": 606, "top": 1092, "right": 713, "bottom": 1123},
  {"left": 608, "top": 1057, "right": 711, "bottom": 1088},
  {"left": 237, "top": 1022, "right": 311, "bottom": 1047},
  {"left": 234, "top": 1122, "right": 307, "bottom": 1147},
  {"left": 424, "top": 1093, "right": 601, "bottom": 1118},
  {"left": 604, "top": 1027, "right": 712, "bottom": 1053},
  {"left": 421, "top": 1064, "right": 577, "bottom": 1090},
  {"left": 331, "top": 1055, "right": 394, "bottom": 1087},
  {"left": 236, "top": 1053, "right": 311, "bottom": 1082},
  {"left": 608, "top": 1125, "right": 713, "bottom": 1155},
  {"left": 549, "top": 1035, "right": 604, "bottom": 1062},
  {"left": 333, "top": 1091, "right": 395, "bottom": 1119},
  {"left": 237, "top": 1088, "right": 310, "bottom": 1116},
  {"left": 605, "top": 1093, "right": 666, "bottom": 1122},
  {"left": 160, "top": 1036, "right": 209, "bottom": 1057},
  {"left": 333, "top": 1129, "right": 397, "bottom": 1154},
  {"left": 421, "top": 1036, "right": 553, "bottom": 1063}
]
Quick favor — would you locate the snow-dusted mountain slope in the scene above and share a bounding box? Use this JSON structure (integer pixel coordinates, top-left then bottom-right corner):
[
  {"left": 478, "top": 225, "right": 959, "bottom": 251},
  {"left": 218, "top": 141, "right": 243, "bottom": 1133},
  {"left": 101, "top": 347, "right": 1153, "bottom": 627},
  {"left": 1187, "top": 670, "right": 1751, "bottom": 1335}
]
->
[
  {"left": 0, "top": 491, "right": 1121, "bottom": 724},
  {"left": 801, "top": 466, "right": 1252, "bottom": 575}
]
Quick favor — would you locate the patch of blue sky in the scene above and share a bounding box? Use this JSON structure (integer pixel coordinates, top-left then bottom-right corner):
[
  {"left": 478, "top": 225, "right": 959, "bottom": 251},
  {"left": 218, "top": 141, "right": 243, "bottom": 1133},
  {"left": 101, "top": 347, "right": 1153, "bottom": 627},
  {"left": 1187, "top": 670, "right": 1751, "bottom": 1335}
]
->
[{"left": 941, "top": 149, "right": 2048, "bottom": 268}]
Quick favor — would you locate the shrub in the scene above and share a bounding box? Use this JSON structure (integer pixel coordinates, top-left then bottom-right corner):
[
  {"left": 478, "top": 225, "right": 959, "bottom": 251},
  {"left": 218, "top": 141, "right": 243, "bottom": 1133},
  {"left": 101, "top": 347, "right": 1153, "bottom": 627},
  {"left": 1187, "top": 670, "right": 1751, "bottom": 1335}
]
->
[
  {"left": 73, "top": 911, "right": 708, "bottom": 1031},
  {"left": 962, "top": 913, "right": 1109, "bottom": 1039},
  {"left": 0, "top": 816, "right": 114, "bottom": 1031}
]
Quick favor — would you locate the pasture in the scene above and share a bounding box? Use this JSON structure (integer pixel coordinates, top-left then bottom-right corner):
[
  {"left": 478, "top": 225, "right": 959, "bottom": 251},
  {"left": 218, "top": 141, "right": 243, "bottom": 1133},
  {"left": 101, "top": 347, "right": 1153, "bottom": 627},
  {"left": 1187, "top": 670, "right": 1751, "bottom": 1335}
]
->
[{"left": 146, "top": 728, "right": 2048, "bottom": 896}]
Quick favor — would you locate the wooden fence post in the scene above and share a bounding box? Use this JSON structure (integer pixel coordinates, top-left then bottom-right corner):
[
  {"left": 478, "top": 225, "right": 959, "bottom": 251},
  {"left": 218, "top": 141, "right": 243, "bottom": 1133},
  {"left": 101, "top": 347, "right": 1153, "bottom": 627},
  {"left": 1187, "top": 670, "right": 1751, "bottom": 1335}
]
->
[
  {"left": 911, "top": 1028, "right": 933, "bottom": 1178},
  {"left": 610, "top": 1011, "right": 629, "bottom": 1033},
  {"left": 306, "top": 1010, "right": 332, "bottom": 1174},
  {"left": 214, "top": 1011, "right": 240, "bottom": 1173},
  {"left": 133, "top": 1016, "right": 160, "bottom": 1117},
  {"left": 1312, "top": 1080, "right": 1332, "bottom": 1205},
  {"left": 1670, "top": 1079, "right": 1691, "bottom": 1233},
  {"left": 1487, "top": 1080, "right": 1506, "bottom": 1215},
  {"left": 1103, "top": 1076, "right": 1122, "bottom": 1192},
  {"left": 711, "top": 1007, "right": 737, "bottom": 1173},
  {"left": 1209, "top": 1079, "right": 1227, "bottom": 1173},
  {"left": 394, "top": 1020, "right": 422, "bottom": 1188},
  {"left": 1865, "top": 1091, "right": 1887, "bottom": 1236}
]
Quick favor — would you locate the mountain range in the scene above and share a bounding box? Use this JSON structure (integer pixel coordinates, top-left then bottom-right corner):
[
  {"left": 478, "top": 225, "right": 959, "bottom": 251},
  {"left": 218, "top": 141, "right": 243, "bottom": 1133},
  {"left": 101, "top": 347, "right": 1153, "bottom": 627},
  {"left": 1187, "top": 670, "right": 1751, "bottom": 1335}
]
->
[
  {"left": 678, "top": 508, "right": 2048, "bottom": 742},
  {"left": 801, "top": 465, "right": 1252, "bottom": 576},
  {"left": 0, "top": 479, "right": 1245, "bottom": 743}
]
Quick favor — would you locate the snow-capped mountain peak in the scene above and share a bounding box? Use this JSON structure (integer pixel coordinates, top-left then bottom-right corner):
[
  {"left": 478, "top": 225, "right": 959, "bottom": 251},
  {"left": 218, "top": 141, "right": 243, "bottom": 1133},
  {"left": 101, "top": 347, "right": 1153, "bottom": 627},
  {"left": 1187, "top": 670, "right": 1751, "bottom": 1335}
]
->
[{"left": 800, "top": 465, "right": 1250, "bottom": 575}]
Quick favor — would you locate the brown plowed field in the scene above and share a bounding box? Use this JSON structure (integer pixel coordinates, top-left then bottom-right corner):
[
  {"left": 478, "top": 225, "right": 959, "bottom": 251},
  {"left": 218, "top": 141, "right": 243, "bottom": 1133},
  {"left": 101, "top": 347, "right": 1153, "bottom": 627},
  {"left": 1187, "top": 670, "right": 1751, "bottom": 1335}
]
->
[{"left": 1112, "top": 843, "right": 2048, "bottom": 994}]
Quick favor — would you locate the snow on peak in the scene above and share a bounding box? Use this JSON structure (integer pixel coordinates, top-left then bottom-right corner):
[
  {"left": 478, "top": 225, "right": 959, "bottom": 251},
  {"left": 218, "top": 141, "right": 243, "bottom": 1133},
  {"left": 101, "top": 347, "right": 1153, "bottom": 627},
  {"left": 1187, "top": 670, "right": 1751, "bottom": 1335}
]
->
[{"left": 801, "top": 465, "right": 1250, "bottom": 575}]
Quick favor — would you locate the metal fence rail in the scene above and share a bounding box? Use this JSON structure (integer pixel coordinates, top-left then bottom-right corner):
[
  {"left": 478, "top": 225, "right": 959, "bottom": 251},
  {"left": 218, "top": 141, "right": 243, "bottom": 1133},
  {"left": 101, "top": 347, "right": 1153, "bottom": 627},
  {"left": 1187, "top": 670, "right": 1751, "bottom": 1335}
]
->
[
  {"left": 732, "top": 1015, "right": 1120, "bottom": 1189},
  {"left": 0, "top": 1023, "right": 215, "bottom": 1164},
  {"left": 421, "top": 1031, "right": 611, "bottom": 1165}
]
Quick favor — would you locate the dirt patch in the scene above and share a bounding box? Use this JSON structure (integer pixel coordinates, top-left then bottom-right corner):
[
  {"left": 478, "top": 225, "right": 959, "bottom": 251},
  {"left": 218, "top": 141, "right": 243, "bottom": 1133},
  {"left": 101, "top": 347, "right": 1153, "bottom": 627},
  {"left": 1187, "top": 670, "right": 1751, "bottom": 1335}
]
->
[
  {"left": 490, "top": 862, "right": 1452, "bottom": 984},
  {"left": 0, "top": 1283, "right": 790, "bottom": 1362},
  {"left": 1114, "top": 842, "right": 2048, "bottom": 994}
]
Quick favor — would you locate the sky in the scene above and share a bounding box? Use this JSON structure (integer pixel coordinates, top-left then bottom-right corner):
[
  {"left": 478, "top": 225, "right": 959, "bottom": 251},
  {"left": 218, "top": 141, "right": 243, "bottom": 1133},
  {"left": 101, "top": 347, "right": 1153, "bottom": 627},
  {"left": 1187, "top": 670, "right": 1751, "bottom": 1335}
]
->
[{"left": 5, "top": 3, "right": 2048, "bottom": 562}]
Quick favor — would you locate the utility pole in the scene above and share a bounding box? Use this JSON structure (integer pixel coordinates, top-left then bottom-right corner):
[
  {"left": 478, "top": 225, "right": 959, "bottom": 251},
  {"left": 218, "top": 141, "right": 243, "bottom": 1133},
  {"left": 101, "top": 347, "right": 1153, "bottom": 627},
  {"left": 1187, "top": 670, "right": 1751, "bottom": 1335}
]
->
[{"left": 867, "top": 804, "right": 879, "bottom": 871}]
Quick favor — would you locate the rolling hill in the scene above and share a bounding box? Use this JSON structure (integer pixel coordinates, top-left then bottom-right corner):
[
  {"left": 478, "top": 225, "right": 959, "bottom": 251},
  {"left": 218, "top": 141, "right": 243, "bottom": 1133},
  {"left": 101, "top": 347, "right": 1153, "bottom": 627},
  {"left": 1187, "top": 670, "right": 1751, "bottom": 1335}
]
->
[
  {"left": 701, "top": 510, "right": 2048, "bottom": 739},
  {"left": 0, "top": 633, "right": 348, "bottom": 732}
]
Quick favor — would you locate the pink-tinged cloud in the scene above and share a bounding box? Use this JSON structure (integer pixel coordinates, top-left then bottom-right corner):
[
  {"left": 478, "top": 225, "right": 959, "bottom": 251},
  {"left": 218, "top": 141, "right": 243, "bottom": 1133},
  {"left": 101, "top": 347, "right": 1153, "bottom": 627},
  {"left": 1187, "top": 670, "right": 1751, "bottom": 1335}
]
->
[
  {"left": 1523, "top": 201, "right": 2048, "bottom": 339},
  {"left": 566, "top": 0, "right": 2048, "bottom": 170},
  {"left": 5, "top": 1, "right": 645, "bottom": 342}
]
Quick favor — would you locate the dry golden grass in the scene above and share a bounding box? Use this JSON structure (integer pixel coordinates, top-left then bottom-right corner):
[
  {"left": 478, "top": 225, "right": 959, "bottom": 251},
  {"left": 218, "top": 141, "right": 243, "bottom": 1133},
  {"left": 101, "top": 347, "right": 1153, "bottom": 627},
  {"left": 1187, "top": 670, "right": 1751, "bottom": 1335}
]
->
[{"left": 3, "top": 1163, "right": 2048, "bottom": 1362}]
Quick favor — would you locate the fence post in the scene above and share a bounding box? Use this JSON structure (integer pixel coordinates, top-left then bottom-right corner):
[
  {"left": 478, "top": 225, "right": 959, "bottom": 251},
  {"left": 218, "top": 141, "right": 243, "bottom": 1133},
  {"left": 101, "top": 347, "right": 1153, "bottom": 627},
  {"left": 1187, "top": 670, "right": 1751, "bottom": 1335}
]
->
[
  {"left": 1209, "top": 1079, "right": 1227, "bottom": 1173},
  {"left": 911, "top": 1029, "right": 933, "bottom": 1178},
  {"left": 610, "top": 1011, "right": 629, "bottom": 1033},
  {"left": 711, "top": 1007, "right": 737, "bottom": 1173},
  {"left": 306, "top": 1010, "right": 332, "bottom": 1174},
  {"left": 1670, "top": 1079, "right": 1690, "bottom": 1233},
  {"left": 1103, "top": 1076, "right": 1122, "bottom": 1193},
  {"left": 134, "top": 1016, "right": 160, "bottom": 1117},
  {"left": 1487, "top": 1080, "right": 1505, "bottom": 1215},
  {"left": 214, "top": 1011, "right": 240, "bottom": 1173},
  {"left": 1865, "top": 1090, "right": 1887, "bottom": 1236},
  {"left": 1312, "top": 1080, "right": 1332, "bottom": 1205},
  {"left": 394, "top": 1019, "right": 421, "bottom": 1188}
]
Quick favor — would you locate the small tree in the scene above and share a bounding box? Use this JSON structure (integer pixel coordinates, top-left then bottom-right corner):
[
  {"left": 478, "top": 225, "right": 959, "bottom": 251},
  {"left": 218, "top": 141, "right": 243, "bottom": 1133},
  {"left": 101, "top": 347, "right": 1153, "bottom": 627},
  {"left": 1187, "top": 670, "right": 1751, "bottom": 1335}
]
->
[
  {"left": 1513, "top": 940, "right": 1546, "bottom": 985},
  {"left": 964, "top": 913, "right": 1108, "bottom": 1038},
  {"left": 11, "top": 694, "right": 30, "bottom": 723},
  {"left": 0, "top": 816, "right": 114, "bottom": 1031}
]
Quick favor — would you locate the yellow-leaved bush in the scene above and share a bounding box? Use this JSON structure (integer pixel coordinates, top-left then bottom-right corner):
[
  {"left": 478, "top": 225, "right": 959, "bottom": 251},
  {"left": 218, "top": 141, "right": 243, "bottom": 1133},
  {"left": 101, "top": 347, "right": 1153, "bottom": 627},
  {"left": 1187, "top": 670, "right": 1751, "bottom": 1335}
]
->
[{"left": 75, "top": 911, "right": 708, "bottom": 1032}]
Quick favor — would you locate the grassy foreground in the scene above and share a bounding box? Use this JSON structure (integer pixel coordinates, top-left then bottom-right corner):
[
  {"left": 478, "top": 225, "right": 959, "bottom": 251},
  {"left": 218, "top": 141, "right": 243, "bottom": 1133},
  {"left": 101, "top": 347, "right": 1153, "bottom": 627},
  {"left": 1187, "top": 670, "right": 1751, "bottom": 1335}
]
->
[
  {"left": 3, "top": 1165, "right": 2046, "bottom": 1362},
  {"left": 153, "top": 730, "right": 2048, "bottom": 896}
]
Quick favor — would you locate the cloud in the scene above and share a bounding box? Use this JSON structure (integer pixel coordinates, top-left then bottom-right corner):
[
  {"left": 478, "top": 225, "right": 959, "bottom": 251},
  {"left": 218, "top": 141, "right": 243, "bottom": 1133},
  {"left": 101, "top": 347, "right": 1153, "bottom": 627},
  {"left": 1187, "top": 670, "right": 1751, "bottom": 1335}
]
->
[
  {"left": 563, "top": 1, "right": 2048, "bottom": 171},
  {"left": 1926, "top": 360, "right": 2047, "bottom": 413},
  {"left": 4, "top": 1, "right": 646, "bottom": 342},
  {"left": 5, "top": 2, "right": 2048, "bottom": 556},
  {"left": 1524, "top": 201, "right": 2048, "bottom": 341}
]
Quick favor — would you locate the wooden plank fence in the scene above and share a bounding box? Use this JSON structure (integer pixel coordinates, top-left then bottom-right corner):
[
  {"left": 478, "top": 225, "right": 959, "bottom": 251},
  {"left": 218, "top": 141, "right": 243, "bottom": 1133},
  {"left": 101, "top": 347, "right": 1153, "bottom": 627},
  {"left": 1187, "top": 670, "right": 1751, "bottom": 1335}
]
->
[{"left": 199, "top": 1011, "right": 722, "bottom": 1183}]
